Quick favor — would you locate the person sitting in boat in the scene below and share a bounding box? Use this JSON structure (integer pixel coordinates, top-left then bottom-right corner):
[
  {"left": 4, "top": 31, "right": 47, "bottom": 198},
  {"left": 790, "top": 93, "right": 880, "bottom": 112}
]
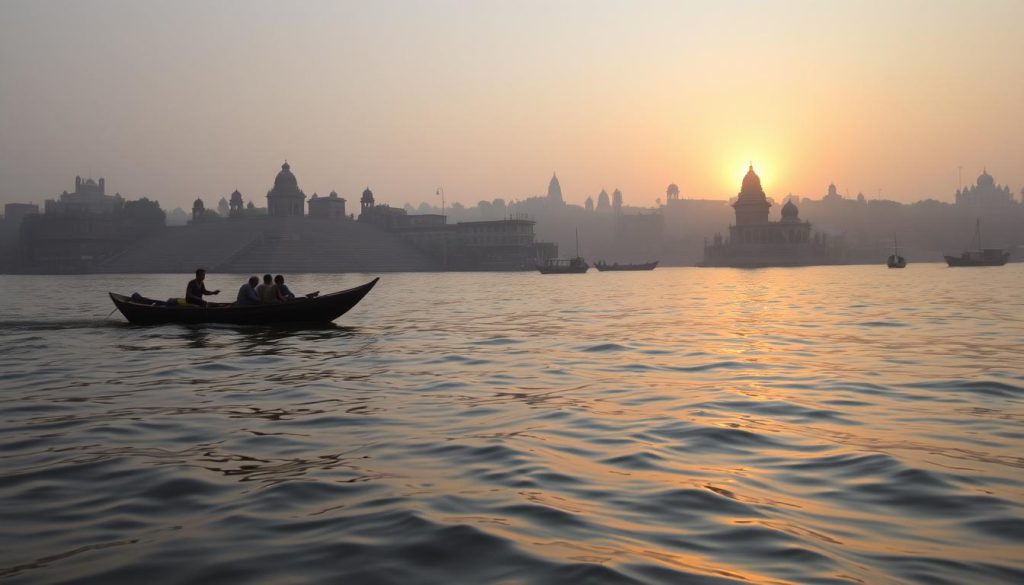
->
[
  {"left": 274, "top": 275, "right": 296, "bottom": 302},
  {"left": 186, "top": 269, "right": 220, "bottom": 307},
  {"left": 256, "top": 274, "right": 276, "bottom": 304},
  {"left": 235, "top": 276, "right": 261, "bottom": 306}
]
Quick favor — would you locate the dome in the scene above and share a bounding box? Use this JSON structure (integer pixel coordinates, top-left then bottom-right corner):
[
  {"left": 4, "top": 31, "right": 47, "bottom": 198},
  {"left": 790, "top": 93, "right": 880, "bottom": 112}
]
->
[
  {"left": 193, "top": 197, "right": 204, "bottom": 208},
  {"left": 362, "top": 187, "right": 373, "bottom": 198},
  {"left": 781, "top": 199, "right": 799, "bottom": 219},
  {"left": 666, "top": 183, "right": 679, "bottom": 196},
  {"left": 274, "top": 161, "right": 298, "bottom": 190},
  {"left": 740, "top": 165, "right": 764, "bottom": 195},
  {"left": 977, "top": 169, "right": 994, "bottom": 188},
  {"left": 329, "top": 190, "right": 338, "bottom": 199}
]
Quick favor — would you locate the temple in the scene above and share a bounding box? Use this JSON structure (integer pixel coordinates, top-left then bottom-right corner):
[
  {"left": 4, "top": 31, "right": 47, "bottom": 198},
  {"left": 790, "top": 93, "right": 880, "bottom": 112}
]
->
[
  {"left": 701, "top": 165, "right": 832, "bottom": 267},
  {"left": 956, "top": 169, "right": 1014, "bottom": 208}
]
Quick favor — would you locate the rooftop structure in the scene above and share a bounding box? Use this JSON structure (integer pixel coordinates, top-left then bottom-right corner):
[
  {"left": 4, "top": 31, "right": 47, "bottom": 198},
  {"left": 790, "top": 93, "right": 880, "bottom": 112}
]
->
[{"left": 45, "top": 176, "right": 121, "bottom": 215}]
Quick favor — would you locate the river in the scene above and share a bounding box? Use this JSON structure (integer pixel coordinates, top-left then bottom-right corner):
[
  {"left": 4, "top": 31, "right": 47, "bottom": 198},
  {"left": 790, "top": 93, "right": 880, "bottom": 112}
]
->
[{"left": 1, "top": 266, "right": 1022, "bottom": 583}]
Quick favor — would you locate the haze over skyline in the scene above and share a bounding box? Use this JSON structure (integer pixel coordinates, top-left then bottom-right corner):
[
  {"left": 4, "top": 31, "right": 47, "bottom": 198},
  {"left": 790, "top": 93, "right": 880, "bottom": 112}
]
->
[{"left": 2, "top": 0, "right": 1022, "bottom": 211}]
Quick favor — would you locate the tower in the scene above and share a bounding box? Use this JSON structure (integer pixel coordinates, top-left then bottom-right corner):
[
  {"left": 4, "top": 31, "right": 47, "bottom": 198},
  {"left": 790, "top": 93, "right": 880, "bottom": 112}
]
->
[
  {"left": 192, "top": 197, "right": 205, "bottom": 222},
  {"left": 547, "top": 172, "right": 564, "bottom": 204},
  {"left": 732, "top": 165, "right": 771, "bottom": 226},
  {"left": 666, "top": 183, "right": 680, "bottom": 203},
  {"left": 361, "top": 187, "right": 375, "bottom": 215},
  {"left": 229, "top": 190, "right": 244, "bottom": 217}
]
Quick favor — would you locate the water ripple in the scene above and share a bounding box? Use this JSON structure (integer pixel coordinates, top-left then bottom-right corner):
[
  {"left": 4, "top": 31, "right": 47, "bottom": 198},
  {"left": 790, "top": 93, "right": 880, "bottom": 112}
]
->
[{"left": 1, "top": 267, "right": 1022, "bottom": 583}]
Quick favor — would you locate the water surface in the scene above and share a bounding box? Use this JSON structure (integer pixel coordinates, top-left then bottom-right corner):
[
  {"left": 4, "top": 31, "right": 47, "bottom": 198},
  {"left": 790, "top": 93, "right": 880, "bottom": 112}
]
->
[{"left": 1, "top": 266, "right": 1022, "bottom": 583}]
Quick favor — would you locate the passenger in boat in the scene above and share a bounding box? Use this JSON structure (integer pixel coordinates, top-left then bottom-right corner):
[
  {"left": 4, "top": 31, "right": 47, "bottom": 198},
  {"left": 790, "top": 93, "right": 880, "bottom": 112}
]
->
[
  {"left": 274, "top": 275, "right": 295, "bottom": 302},
  {"left": 185, "top": 269, "right": 220, "bottom": 307},
  {"left": 235, "top": 276, "right": 261, "bottom": 306},
  {"left": 256, "top": 274, "right": 276, "bottom": 304}
]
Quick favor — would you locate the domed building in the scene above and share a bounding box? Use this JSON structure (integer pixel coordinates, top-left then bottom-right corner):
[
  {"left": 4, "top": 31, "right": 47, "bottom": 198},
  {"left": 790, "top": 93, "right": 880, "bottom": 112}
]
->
[
  {"left": 266, "top": 162, "right": 307, "bottom": 217},
  {"left": 702, "top": 165, "right": 830, "bottom": 267},
  {"left": 956, "top": 168, "right": 1014, "bottom": 208}
]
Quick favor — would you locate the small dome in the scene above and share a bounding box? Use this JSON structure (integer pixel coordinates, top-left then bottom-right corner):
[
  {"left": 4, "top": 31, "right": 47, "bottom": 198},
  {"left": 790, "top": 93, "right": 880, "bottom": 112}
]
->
[
  {"left": 667, "top": 183, "right": 679, "bottom": 195},
  {"left": 274, "top": 161, "right": 298, "bottom": 189},
  {"left": 329, "top": 191, "right": 338, "bottom": 199},
  {"left": 978, "top": 169, "right": 994, "bottom": 187},
  {"left": 782, "top": 199, "right": 799, "bottom": 218},
  {"left": 362, "top": 187, "right": 373, "bottom": 198},
  {"left": 193, "top": 197, "right": 204, "bottom": 208}
]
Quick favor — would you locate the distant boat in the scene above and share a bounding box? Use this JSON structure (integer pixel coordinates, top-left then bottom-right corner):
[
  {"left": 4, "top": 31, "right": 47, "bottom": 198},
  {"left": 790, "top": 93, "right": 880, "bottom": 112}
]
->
[
  {"left": 537, "top": 256, "right": 589, "bottom": 274},
  {"left": 887, "top": 236, "right": 906, "bottom": 268},
  {"left": 595, "top": 261, "right": 658, "bottom": 271},
  {"left": 538, "top": 228, "right": 589, "bottom": 274},
  {"left": 944, "top": 220, "right": 1009, "bottom": 267}
]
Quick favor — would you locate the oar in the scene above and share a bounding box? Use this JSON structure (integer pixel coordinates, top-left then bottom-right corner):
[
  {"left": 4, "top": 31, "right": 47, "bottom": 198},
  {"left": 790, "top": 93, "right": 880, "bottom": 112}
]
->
[{"left": 105, "top": 307, "right": 119, "bottom": 319}]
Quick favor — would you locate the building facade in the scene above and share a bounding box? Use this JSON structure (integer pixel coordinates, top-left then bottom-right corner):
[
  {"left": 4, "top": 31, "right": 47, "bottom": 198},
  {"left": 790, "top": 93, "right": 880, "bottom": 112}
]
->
[
  {"left": 308, "top": 191, "right": 347, "bottom": 220},
  {"left": 4, "top": 203, "right": 39, "bottom": 225},
  {"left": 44, "top": 176, "right": 121, "bottom": 215}
]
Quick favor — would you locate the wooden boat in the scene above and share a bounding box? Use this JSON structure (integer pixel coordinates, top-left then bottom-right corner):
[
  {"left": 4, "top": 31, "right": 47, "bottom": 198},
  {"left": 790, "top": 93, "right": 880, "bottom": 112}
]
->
[
  {"left": 538, "top": 227, "right": 589, "bottom": 274},
  {"left": 887, "top": 236, "right": 906, "bottom": 268},
  {"left": 945, "top": 220, "right": 1009, "bottom": 267},
  {"left": 110, "top": 278, "right": 379, "bottom": 325},
  {"left": 595, "top": 261, "right": 658, "bottom": 271},
  {"left": 537, "top": 257, "right": 589, "bottom": 274}
]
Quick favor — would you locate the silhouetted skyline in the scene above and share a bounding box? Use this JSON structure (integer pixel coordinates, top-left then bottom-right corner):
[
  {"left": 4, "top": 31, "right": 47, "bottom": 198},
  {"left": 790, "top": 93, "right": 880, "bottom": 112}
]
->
[{"left": 1, "top": 1, "right": 1022, "bottom": 210}]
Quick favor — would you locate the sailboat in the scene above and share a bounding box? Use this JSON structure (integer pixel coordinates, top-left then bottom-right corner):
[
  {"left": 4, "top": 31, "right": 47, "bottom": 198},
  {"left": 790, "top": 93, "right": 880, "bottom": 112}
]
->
[
  {"left": 887, "top": 235, "right": 906, "bottom": 268},
  {"left": 944, "top": 219, "right": 1009, "bottom": 267},
  {"left": 537, "top": 228, "right": 589, "bottom": 274}
]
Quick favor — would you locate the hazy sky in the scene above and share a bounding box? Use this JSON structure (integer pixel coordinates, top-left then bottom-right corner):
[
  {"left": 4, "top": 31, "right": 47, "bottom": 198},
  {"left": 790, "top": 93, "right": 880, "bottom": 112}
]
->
[{"left": 2, "top": 0, "right": 1022, "bottom": 210}]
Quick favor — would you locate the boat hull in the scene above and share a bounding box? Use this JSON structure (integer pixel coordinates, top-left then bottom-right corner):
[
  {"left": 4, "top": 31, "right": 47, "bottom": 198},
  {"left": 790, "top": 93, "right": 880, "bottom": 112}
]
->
[
  {"left": 944, "top": 253, "right": 1009, "bottom": 267},
  {"left": 595, "top": 261, "right": 658, "bottom": 271},
  {"left": 110, "top": 278, "right": 379, "bottom": 325},
  {"left": 537, "top": 265, "right": 589, "bottom": 274},
  {"left": 887, "top": 255, "right": 906, "bottom": 268}
]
